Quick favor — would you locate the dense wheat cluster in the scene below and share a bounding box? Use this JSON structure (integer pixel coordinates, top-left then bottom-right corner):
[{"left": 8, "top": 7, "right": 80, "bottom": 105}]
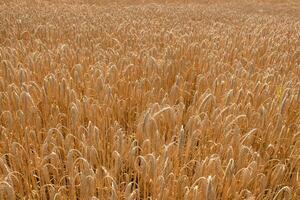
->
[{"left": 0, "top": 0, "right": 300, "bottom": 199}]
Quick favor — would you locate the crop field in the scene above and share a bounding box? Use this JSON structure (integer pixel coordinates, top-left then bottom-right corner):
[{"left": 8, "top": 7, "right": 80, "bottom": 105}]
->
[{"left": 0, "top": 0, "right": 299, "bottom": 199}]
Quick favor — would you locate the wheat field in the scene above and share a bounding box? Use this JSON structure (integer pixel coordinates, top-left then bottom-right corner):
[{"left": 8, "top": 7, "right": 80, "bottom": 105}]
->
[{"left": 0, "top": 0, "right": 299, "bottom": 199}]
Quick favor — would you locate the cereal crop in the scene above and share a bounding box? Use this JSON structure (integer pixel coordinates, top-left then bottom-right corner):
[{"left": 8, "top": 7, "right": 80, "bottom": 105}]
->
[{"left": 0, "top": 0, "right": 299, "bottom": 199}]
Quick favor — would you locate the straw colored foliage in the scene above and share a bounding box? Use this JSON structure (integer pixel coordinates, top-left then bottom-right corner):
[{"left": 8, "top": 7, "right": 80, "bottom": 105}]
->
[{"left": 0, "top": 0, "right": 299, "bottom": 199}]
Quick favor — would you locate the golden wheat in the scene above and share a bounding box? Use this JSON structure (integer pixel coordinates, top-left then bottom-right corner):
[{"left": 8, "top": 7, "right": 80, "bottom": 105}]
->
[{"left": 0, "top": 0, "right": 299, "bottom": 199}]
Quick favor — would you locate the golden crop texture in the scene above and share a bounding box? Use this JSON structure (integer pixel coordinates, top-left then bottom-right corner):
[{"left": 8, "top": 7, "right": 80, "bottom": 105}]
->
[{"left": 0, "top": 0, "right": 299, "bottom": 199}]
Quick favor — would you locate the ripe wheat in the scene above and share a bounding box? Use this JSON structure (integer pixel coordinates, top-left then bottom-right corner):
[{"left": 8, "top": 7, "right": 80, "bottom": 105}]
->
[{"left": 0, "top": 0, "right": 299, "bottom": 199}]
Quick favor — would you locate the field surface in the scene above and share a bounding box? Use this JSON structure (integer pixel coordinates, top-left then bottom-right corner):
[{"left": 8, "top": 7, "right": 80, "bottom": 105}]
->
[{"left": 0, "top": 0, "right": 300, "bottom": 199}]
